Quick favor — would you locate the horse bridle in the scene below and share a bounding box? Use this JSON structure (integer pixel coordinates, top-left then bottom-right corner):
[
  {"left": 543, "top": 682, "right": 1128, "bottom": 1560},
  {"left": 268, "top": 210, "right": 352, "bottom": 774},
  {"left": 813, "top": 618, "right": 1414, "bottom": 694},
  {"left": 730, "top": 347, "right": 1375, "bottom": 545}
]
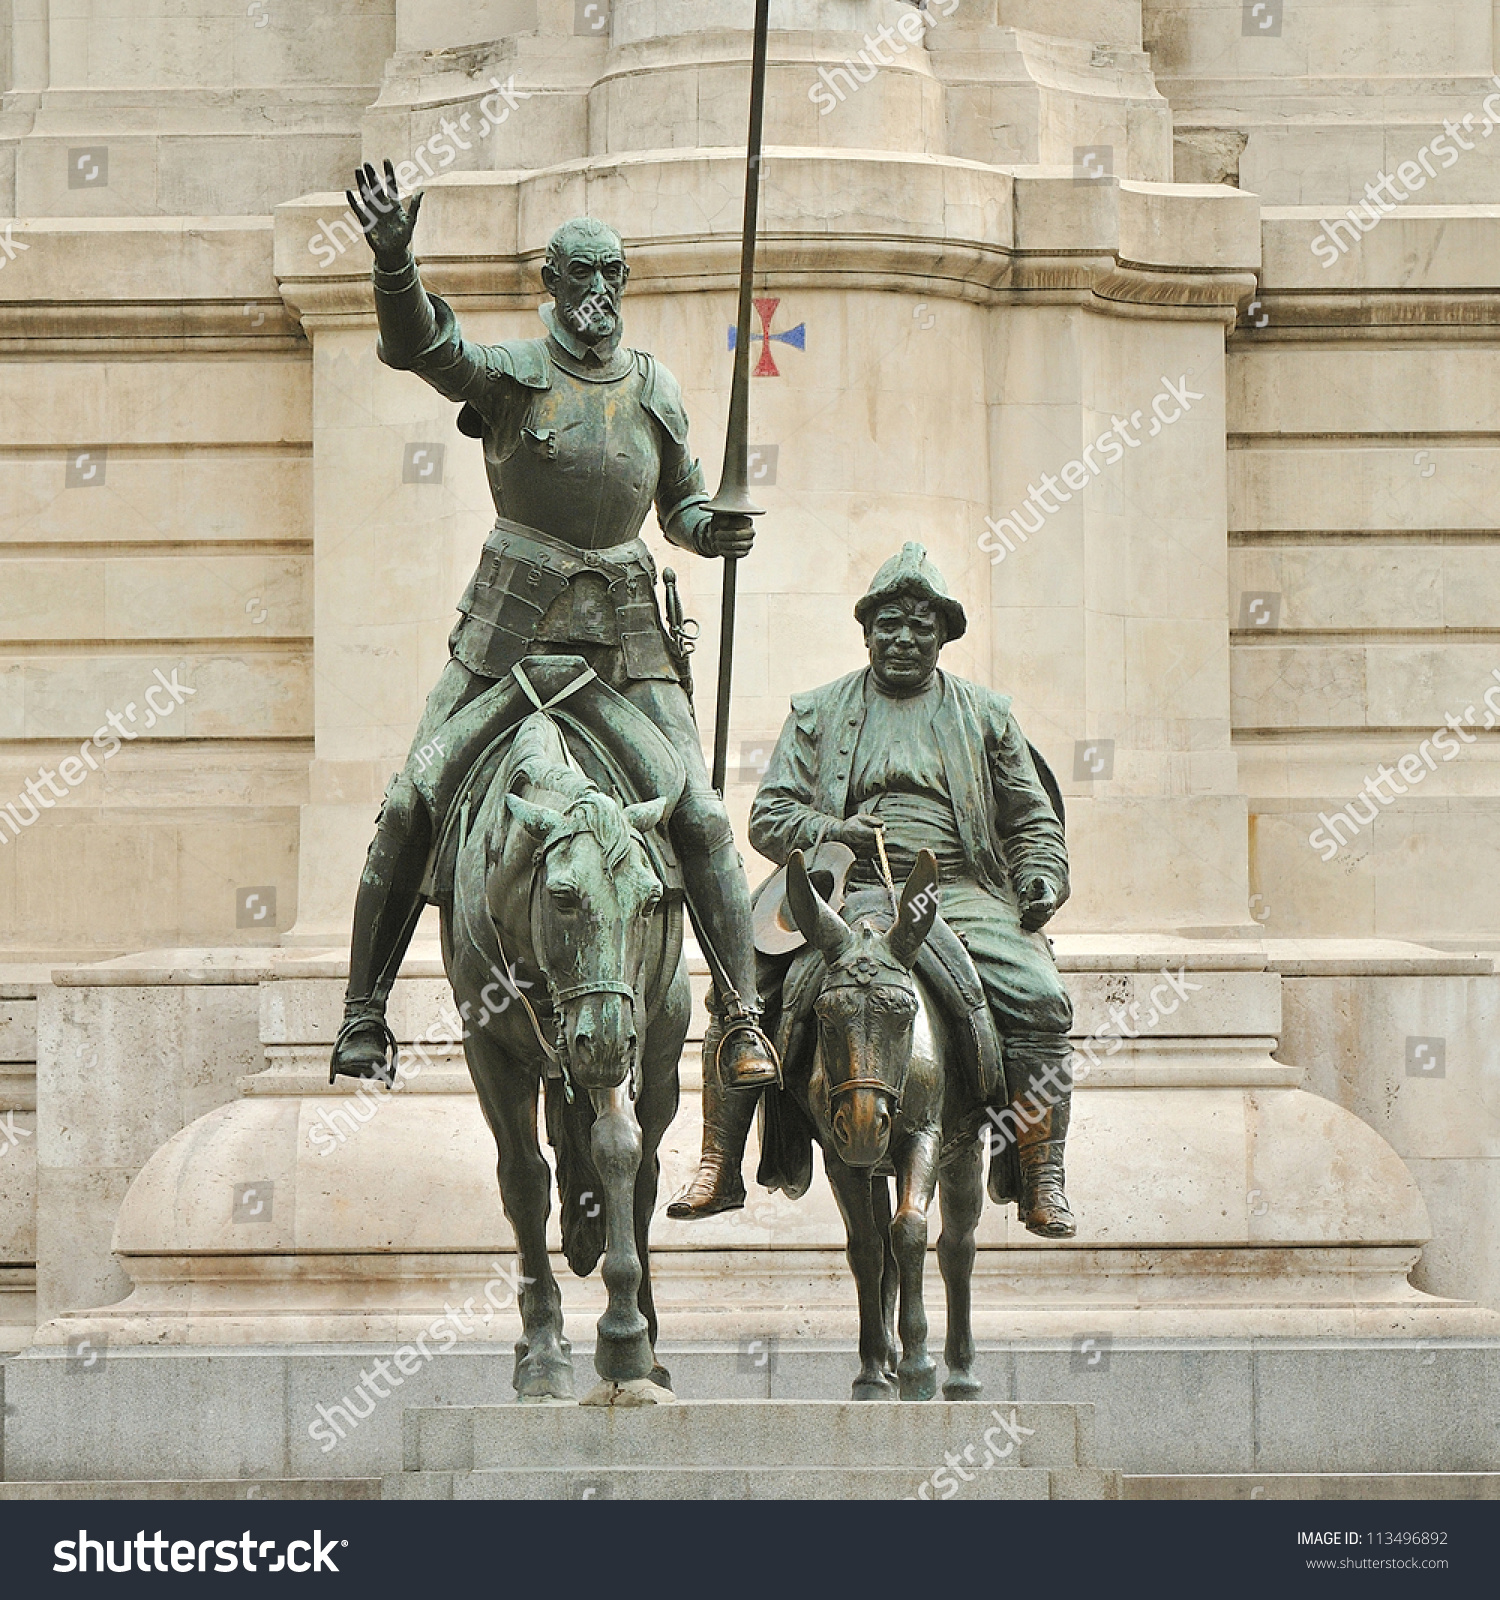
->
[{"left": 524, "top": 807, "right": 652, "bottom": 1099}]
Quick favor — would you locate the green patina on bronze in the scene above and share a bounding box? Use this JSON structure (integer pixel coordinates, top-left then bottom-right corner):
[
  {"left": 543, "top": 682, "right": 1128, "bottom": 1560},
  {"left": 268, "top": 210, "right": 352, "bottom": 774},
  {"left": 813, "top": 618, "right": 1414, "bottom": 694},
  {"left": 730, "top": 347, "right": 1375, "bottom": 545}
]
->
[
  {"left": 328, "top": 161, "right": 775, "bottom": 1103},
  {"left": 674, "top": 542, "right": 1080, "bottom": 1245}
]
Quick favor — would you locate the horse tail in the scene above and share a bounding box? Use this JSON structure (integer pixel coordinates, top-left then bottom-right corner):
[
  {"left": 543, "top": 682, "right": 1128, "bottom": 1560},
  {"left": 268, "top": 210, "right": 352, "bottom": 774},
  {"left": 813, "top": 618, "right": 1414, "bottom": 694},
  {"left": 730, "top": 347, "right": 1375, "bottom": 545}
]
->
[{"left": 543, "top": 1075, "right": 607, "bottom": 1276}]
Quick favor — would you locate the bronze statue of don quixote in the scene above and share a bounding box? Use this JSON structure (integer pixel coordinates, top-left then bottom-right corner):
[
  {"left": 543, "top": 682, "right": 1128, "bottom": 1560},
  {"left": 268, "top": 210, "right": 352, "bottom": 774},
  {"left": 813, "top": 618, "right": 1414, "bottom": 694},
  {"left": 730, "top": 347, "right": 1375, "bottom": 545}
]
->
[{"left": 333, "top": 0, "right": 1076, "bottom": 1406}]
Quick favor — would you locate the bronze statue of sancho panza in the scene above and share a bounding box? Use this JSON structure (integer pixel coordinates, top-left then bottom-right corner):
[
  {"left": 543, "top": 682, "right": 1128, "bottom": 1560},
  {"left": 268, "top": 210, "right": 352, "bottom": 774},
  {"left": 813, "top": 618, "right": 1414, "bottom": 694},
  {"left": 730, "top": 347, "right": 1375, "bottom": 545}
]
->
[
  {"left": 329, "top": 160, "right": 777, "bottom": 1094},
  {"left": 672, "top": 543, "right": 1079, "bottom": 1237}
]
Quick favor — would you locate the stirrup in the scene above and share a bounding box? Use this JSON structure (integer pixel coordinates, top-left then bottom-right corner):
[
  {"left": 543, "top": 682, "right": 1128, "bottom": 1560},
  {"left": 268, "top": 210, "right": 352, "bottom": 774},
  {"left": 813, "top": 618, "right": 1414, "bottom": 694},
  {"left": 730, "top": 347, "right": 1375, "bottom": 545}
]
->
[
  {"left": 715, "top": 1006, "right": 781, "bottom": 1091},
  {"left": 330, "top": 1004, "right": 399, "bottom": 1088}
]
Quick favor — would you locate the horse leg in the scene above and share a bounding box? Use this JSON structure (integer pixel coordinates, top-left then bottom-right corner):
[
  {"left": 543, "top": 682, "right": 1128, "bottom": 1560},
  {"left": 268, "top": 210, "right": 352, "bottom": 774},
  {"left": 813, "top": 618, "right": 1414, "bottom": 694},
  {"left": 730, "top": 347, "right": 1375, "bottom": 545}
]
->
[
  {"left": 871, "top": 1174, "right": 899, "bottom": 1384},
  {"left": 632, "top": 1002, "right": 684, "bottom": 1393},
  {"left": 466, "top": 1037, "right": 572, "bottom": 1400},
  {"left": 587, "top": 1081, "right": 655, "bottom": 1386},
  {"left": 892, "top": 1131, "right": 940, "bottom": 1402},
  {"left": 938, "top": 1135, "right": 985, "bottom": 1399},
  {"left": 826, "top": 1159, "right": 898, "bottom": 1400}
]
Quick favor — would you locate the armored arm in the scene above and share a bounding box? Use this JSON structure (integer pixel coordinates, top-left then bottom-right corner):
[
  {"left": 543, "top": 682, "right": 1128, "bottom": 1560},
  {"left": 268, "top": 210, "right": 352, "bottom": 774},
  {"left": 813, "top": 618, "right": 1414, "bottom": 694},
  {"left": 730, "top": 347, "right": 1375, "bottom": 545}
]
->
[
  {"left": 642, "top": 356, "right": 751, "bottom": 558},
  {"left": 373, "top": 256, "right": 507, "bottom": 413},
  {"left": 349, "top": 160, "right": 506, "bottom": 417}
]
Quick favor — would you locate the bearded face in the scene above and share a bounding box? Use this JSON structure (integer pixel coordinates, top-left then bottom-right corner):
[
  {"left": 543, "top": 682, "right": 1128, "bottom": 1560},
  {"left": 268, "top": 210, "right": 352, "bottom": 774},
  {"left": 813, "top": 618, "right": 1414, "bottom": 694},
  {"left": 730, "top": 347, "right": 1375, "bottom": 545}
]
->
[{"left": 542, "top": 237, "right": 629, "bottom": 347}]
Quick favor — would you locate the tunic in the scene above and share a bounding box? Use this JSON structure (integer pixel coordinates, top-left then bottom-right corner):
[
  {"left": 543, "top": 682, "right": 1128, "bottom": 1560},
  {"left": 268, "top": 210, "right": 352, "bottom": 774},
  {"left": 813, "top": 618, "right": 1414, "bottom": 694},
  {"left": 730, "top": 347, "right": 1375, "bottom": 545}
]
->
[{"left": 752, "top": 668, "right": 1074, "bottom": 1036}]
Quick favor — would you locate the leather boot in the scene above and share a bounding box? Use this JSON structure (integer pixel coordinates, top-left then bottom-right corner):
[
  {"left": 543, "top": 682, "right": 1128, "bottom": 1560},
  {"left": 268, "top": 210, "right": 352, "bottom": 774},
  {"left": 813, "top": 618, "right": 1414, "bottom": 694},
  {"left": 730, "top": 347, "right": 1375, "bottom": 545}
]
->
[
  {"left": 667, "top": 1007, "right": 761, "bottom": 1219},
  {"left": 330, "top": 789, "right": 430, "bottom": 1086},
  {"left": 680, "top": 836, "right": 779, "bottom": 1089},
  {"left": 1015, "top": 1096, "right": 1076, "bottom": 1239}
]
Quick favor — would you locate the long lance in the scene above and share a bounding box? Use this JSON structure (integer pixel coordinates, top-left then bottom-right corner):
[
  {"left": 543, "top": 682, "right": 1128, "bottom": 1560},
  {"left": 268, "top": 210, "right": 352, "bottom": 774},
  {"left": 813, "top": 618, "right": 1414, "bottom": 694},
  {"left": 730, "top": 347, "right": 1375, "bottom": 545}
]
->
[{"left": 706, "top": 0, "right": 771, "bottom": 794}]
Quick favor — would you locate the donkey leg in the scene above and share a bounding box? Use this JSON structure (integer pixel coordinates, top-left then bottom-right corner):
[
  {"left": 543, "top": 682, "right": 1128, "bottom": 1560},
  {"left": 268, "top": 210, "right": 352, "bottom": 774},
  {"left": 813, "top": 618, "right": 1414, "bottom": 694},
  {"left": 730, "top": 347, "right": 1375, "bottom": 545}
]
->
[
  {"left": 588, "top": 1081, "right": 654, "bottom": 1384},
  {"left": 939, "top": 1136, "right": 985, "bottom": 1399},
  {"left": 468, "top": 1046, "right": 571, "bottom": 1400},
  {"left": 892, "top": 1132, "right": 940, "bottom": 1402},
  {"left": 871, "top": 1174, "right": 899, "bottom": 1383},
  {"left": 826, "top": 1160, "right": 898, "bottom": 1400}
]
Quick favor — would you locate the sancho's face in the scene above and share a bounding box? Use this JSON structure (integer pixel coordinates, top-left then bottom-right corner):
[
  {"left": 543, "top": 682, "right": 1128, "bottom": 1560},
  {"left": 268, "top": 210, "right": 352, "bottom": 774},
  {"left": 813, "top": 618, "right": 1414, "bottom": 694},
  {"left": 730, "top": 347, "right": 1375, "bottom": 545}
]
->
[
  {"left": 543, "top": 240, "right": 629, "bottom": 346},
  {"left": 866, "top": 597, "right": 943, "bottom": 692}
]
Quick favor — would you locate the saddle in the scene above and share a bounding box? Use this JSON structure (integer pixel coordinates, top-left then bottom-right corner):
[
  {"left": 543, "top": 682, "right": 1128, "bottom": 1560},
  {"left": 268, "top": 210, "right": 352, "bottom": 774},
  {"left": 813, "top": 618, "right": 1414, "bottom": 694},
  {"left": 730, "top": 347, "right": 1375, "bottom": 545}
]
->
[
  {"left": 419, "top": 656, "right": 688, "bottom": 908},
  {"left": 754, "top": 885, "right": 1013, "bottom": 1200}
]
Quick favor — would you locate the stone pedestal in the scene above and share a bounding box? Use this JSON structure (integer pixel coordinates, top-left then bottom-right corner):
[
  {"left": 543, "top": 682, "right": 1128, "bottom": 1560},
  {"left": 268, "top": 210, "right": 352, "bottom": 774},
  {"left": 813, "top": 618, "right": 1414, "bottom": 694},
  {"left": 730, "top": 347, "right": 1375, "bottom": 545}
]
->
[
  {"left": 0, "top": 978, "right": 39, "bottom": 1352},
  {"left": 30, "top": 937, "right": 1497, "bottom": 1353},
  {"left": 388, "top": 1398, "right": 1119, "bottom": 1499}
]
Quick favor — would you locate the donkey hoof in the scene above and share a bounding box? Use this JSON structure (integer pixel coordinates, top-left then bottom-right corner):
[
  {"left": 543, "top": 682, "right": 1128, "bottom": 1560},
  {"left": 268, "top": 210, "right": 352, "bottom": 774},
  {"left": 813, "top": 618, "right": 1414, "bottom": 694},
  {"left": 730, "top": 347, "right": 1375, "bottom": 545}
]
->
[
  {"left": 899, "top": 1364, "right": 938, "bottom": 1402},
  {"left": 851, "top": 1373, "right": 898, "bottom": 1401},
  {"left": 942, "top": 1371, "right": 983, "bottom": 1401}
]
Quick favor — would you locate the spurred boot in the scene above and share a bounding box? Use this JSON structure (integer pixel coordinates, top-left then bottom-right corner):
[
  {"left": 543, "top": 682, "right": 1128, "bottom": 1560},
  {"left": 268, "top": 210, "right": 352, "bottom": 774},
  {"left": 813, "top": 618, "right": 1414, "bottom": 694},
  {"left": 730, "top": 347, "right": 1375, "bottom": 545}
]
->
[
  {"left": 667, "top": 1006, "right": 761, "bottom": 1219},
  {"left": 1015, "top": 1096, "right": 1076, "bottom": 1239}
]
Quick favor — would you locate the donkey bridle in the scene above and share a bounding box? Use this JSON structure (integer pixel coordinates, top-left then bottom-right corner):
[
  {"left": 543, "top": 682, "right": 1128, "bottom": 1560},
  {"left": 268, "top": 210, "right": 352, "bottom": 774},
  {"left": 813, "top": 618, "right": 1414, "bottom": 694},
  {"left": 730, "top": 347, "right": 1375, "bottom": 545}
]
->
[{"left": 816, "top": 966, "right": 918, "bottom": 1115}]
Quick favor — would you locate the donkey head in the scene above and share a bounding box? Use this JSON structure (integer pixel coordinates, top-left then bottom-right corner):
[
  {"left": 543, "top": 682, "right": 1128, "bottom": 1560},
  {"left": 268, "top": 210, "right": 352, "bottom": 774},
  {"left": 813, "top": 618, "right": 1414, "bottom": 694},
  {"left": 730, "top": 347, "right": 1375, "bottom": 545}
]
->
[
  {"left": 506, "top": 788, "right": 672, "bottom": 1090},
  {"left": 785, "top": 846, "right": 940, "bottom": 1167}
]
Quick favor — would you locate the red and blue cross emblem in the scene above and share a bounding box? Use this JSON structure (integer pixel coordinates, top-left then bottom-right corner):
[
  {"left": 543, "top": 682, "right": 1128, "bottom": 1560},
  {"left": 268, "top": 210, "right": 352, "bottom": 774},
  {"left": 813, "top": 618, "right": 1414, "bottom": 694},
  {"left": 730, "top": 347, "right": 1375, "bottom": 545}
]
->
[{"left": 728, "top": 297, "right": 806, "bottom": 377}]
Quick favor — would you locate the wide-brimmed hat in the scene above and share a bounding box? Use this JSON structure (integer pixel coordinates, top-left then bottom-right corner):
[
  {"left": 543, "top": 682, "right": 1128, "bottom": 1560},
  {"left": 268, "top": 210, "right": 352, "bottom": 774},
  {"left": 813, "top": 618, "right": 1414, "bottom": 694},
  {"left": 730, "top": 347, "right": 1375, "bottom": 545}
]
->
[
  {"left": 852, "top": 542, "right": 967, "bottom": 642},
  {"left": 751, "top": 841, "right": 857, "bottom": 955}
]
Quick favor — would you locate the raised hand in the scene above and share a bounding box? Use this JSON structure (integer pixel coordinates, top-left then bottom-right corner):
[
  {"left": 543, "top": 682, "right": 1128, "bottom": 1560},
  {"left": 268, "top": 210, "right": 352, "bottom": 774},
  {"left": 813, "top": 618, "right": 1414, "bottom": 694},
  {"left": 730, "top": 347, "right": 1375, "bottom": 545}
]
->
[{"left": 347, "top": 159, "right": 423, "bottom": 268}]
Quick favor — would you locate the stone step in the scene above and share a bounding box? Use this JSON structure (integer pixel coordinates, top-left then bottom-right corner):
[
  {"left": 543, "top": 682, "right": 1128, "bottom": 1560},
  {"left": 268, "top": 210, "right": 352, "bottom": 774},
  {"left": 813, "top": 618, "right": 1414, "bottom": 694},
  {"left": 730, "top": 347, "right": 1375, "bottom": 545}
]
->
[
  {"left": 1126, "top": 1474, "right": 1500, "bottom": 1500},
  {"left": 0, "top": 1480, "right": 379, "bottom": 1500},
  {"left": 402, "top": 1399, "right": 1098, "bottom": 1475},
  {"left": 386, "top": 1465, "right": 1120, "bottom": 1500}
]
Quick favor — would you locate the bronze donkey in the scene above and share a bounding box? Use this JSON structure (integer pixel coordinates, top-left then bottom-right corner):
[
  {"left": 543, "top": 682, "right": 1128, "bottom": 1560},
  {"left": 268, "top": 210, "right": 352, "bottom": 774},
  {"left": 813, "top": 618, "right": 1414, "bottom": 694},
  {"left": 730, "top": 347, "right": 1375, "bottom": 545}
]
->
[{"left": 780, "top": 847, "right": 986, "bottom": 1401}]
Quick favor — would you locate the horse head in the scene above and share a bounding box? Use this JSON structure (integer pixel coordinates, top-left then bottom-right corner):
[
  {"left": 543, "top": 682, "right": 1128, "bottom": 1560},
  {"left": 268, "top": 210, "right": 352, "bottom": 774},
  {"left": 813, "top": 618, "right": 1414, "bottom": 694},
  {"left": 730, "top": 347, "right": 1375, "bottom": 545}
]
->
[
  {"left": 505, "top": 786, "right": 672, "bottom": 1092},
  {"left": 785, "top": 846, "right": 940, "bottom": 1168}
]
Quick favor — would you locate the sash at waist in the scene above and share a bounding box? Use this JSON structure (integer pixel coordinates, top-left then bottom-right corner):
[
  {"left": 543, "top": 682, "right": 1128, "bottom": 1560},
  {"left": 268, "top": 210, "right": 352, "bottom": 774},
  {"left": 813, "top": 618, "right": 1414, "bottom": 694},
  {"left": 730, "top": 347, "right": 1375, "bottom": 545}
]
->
[{"left": 849, "top": 790, "right": 970, "bottom": 881}]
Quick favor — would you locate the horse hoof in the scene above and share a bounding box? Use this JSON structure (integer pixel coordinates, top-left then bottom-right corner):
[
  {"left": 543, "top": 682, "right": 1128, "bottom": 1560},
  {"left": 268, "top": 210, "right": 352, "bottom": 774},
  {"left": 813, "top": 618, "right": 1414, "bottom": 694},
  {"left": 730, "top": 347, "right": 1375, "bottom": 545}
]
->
[
  {"left": 579, "top": 1378, "right": 676, "bottom": 1407},
  {"left": 942, "top": 1372, "right": 983, "bottom": 1401},
  {"left": 593, "top": 1324, "right": 653, "bottom": 1384},
  {"left": 899, "top": 1366, "right": 938, "bottom": 1402},
  {"left": 650, "top": 1363, "right": 672, "bottom": 1392},
  {"left": 851, "top": 1375, "right": 898, "bottom": 1401},
  {"left": 515, "top": 1339, "right": 573, "bottom": 1402},
  {"left": 515, "top": 1363, "right": 574, "bottom": 1402}
]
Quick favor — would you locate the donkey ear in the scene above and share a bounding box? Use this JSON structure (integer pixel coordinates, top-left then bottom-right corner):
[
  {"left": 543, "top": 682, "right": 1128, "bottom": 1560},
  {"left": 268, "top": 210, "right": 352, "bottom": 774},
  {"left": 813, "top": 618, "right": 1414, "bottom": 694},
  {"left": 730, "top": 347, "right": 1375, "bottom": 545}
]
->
[
  {"left": 506, "top": 792, "right": 564, "bottom": 839},
  {"left": 786, "top": 848, "right": 852, "bottom": 962},
  {"left": 623, "top": 795, "right": 673, "bottom": 836},
  {"left": 889, "top": 848, "right": 939, "bottom": 968}
]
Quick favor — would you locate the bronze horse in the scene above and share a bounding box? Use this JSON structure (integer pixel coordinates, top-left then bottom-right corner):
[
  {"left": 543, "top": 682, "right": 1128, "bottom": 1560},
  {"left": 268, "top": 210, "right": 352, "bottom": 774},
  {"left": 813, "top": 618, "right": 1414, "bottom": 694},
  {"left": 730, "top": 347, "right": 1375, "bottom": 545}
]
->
[
  {"left": 443, "top": 709, "right": 690, "bottom": 1401},
  {"left": 780, "top": 847, "right": 986, "bottom": 1402}
]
